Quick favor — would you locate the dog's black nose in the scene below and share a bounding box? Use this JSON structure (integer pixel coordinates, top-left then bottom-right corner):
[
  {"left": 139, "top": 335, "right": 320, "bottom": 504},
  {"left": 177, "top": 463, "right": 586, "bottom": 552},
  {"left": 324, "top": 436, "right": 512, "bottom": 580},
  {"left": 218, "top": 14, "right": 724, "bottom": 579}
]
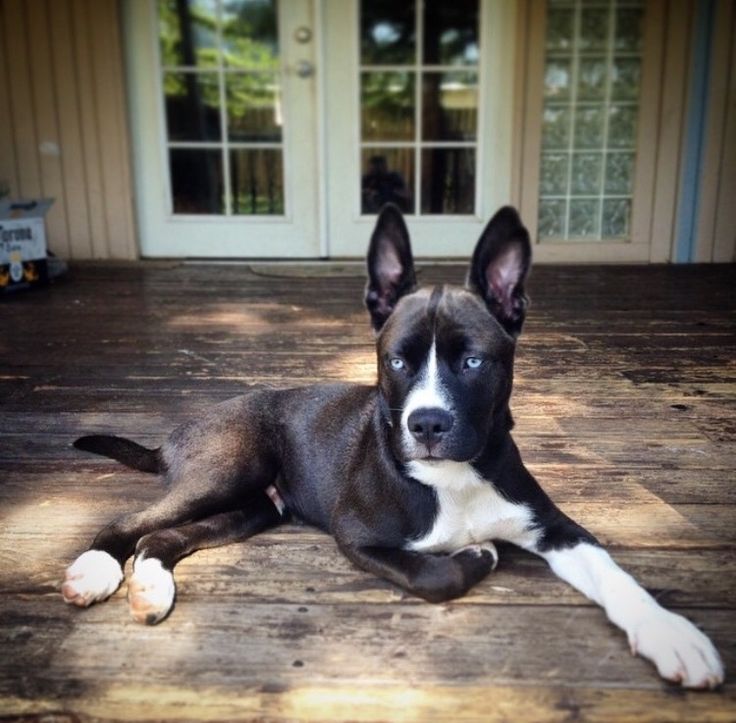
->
[{"left": 407, "top": 408, "right": 454, "bottom": 448}]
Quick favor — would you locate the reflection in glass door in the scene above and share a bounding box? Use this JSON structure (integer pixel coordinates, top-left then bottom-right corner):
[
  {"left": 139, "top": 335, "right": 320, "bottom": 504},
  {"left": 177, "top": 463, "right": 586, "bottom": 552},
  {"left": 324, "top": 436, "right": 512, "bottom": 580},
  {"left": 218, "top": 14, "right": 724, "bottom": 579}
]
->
[
  {"left": 359, "top": 0, "right": 480, "bottom": 215},
  {"left": 158, "top": 0, "right": 284, "bottom": 216}
]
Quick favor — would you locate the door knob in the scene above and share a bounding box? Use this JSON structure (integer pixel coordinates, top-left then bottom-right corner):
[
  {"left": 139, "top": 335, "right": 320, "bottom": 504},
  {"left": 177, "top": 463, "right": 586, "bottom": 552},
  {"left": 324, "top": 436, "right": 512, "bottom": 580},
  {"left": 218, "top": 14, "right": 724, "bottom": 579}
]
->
[{"left": 295, "top": 60, "right": 314, "bottom": 78}]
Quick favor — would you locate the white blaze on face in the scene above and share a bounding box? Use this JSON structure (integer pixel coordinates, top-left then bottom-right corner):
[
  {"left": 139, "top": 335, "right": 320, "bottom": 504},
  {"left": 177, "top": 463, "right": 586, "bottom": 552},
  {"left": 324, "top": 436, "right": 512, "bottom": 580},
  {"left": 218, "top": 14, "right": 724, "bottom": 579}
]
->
[{"left": 400, "top": 338, "right": 452, "bottom": 454}]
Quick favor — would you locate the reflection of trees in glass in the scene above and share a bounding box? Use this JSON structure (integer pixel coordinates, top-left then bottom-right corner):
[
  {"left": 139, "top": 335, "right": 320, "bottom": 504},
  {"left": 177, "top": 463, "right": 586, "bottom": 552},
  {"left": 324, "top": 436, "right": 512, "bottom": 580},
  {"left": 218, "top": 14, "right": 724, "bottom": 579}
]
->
[
  {"left": 361, "top": 72, "right": 414, "bottom": 141},
  {"left": 360, "top": 0, "right": 416, "bottom": 64},
  {"left": 423, "top": 0, "right": 479, "bottom": 65},
  {"left": 231, "top": 150, "right": 283, "bottom": 215},
  {"left": 227, "top": 75, "right": 280, "bottom": 141},
  {"left": 222, "top": 0, "right": 278, "bottom": 69},
  {"left": 159, "top": 0, "right": 218, "bottom": 67},
  {"left": 159, "top": 0, "right": 284, "bottom": 215},
  {"left": 158, "top": 0, "right": 278, "bottom": 69}
]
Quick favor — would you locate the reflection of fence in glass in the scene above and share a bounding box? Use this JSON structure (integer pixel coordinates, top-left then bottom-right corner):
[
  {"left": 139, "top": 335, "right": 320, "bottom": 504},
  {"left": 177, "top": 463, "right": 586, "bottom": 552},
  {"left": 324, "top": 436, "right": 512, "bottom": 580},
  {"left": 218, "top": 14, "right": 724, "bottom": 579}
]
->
[{"left": 231, "top": 150, "right": 284, "bottom": 215}]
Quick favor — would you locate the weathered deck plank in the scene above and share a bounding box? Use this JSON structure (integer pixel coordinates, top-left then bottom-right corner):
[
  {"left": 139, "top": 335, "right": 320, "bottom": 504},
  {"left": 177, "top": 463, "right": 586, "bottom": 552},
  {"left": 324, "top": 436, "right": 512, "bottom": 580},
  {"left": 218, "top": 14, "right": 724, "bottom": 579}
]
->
[{"left": 1, "top": 262, "right": 735, "bottom": 721}]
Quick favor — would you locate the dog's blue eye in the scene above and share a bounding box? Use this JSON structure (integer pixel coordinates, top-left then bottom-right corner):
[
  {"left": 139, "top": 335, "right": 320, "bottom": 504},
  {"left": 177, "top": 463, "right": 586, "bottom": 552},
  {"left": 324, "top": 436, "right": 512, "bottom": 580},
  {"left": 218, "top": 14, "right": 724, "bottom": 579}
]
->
[
  {"left": 464, "top": 357, "right": 483, "bottom": 370},
  {"left": 389, "top": 358, "right": 405, "bottom": 371}
]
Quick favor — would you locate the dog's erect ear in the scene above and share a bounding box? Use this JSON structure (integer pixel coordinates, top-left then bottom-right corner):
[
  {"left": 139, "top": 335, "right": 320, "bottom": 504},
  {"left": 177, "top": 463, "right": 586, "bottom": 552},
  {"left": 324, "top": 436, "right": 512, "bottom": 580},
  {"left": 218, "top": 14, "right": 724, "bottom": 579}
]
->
[
  {"left": 365, "top": 203, "right": 417, "bottom": 331},
  {"left": 466, "top": 206, "right": 531, "bottom": 337}
]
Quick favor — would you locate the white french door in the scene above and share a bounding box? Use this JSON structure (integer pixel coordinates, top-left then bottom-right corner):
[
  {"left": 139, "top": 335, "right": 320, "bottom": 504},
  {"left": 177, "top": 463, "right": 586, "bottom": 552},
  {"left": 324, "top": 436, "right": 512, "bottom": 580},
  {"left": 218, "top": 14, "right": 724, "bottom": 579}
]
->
[
  {"left": 324, "top": 0, "right": 516, "bottom": 257},
  {"left": 126, "top": 0, "right": 516, "bottom": 258},
  {"left": 126, "top": 0, "right": 320, "bottom": 257}
]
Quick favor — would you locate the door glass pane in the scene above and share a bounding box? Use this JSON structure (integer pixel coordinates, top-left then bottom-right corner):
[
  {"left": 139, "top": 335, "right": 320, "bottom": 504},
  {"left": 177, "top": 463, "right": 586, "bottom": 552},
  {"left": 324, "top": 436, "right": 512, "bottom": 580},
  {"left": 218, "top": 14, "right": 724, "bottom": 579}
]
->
[
  {"left": 537, "top": 0, "right": 646, "bottom": 241},
  {"left": 158, "top": 0, "right": 284, "bottom": 216},
  {"left": 423, "top": 0, "right": 479, "bottom": 65},
  {"left": 361, "top": 149, "right": 415, "bottom": 214},
  {"left": 359, "top": 0, "right": 480, "bottom": 216},
  {"left": 361, "top": 72, "right": 415, "bottom": 141},
  {"left": 422, "top": 72, "right": 478, "bottom": 141},
  {"left": 159, "top": 0, "right": 219, "bottom": 68},
  {"left": 421, "top": 148, "right": 475, "bottom": 214},
  {"left": 360, "top": 0, "right": 416, "bottom": 65},
  {"left": 222, "top": 0, "right": 279, "bottom": 68},
  {"left": 226, "top": 73, "right": 282, "bottom": 141},
  {"left": 164, "top": 72, "right": 221, "bottom": 141},
  {"left": 230, "top": 149, "right": 284, "bottom": 214},
  {"left": 170, "top": 149, "right": 224, "bottom": 213}
]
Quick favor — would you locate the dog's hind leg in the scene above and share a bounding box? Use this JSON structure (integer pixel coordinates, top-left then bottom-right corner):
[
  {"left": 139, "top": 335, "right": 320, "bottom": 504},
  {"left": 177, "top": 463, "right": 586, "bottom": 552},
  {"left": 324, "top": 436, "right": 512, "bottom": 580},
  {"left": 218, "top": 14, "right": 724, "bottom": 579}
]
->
[
  {"left": 65, "top": 400, "right": 278, "bottom": 609},
  {"left": 127, "top": 493, "right": 284, "bottom": 624},
  {"left": 62, "top": 471, "right": 272, "bottom": 608}
]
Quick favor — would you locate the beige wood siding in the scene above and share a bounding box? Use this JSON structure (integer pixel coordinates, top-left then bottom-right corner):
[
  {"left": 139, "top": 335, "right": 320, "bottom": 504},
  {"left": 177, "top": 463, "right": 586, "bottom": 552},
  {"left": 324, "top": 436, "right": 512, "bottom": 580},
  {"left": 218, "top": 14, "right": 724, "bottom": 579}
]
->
[
  {"left": 695, "top": 0, "right": 736, "bottom": 262},
  {"left": 0, "top": 0, "right": 136, "bottom": 259}
]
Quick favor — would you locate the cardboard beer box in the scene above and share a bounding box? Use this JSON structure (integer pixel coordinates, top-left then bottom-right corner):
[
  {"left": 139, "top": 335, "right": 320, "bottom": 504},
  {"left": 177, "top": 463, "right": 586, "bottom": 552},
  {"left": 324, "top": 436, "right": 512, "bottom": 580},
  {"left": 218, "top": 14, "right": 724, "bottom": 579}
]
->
[{"left": 0, "top": 198, "right": 53, "bottom": 293}]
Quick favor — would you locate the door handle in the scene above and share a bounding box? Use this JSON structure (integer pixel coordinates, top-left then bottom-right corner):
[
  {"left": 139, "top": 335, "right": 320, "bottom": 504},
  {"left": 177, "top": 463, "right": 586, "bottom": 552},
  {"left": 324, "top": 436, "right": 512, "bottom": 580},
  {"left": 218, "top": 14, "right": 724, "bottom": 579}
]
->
[{"left": 294, "top": 60, "right": 314, "bottom": 78}]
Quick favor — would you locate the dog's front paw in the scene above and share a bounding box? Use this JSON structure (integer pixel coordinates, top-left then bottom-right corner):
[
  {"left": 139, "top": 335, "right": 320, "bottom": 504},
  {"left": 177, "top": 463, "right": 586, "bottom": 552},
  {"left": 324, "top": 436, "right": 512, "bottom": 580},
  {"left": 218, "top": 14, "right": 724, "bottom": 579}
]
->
[
  {"left": 128, "top": 557, "right": 175, "bottom": 625},
  {"left": 629, "top": 608, "right": 724, "bottom": 689},
  {"left": 451, "top": 541, "right": 499, "bottom": 570},
  {"left": 62, "top": 550, "right": 123, "bottom": 607}
]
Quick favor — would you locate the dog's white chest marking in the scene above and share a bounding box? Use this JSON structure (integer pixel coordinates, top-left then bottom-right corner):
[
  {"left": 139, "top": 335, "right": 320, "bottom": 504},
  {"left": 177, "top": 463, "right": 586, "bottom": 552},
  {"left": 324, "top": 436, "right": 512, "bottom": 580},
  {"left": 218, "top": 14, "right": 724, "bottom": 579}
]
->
[{"left": 406, "top": 460, "right": 538, "bottom": 553}]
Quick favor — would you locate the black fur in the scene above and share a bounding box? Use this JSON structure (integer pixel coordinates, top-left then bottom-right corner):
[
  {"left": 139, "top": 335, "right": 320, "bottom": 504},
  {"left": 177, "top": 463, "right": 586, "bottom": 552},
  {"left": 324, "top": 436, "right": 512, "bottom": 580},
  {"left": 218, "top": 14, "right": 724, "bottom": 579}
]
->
[
  {"left": 74, "top": 435, "right": 161, "bottom": 474},
  {"left": 71, "top": 205, "right": 595, "bottom": 606}
]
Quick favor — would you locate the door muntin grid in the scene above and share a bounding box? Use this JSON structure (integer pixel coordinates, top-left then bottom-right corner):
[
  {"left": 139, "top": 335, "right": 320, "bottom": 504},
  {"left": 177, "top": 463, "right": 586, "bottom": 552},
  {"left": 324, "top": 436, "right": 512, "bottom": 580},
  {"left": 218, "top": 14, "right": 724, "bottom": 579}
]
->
[
  {"left": 538, "top": 0, "right": 645, "bottom": 241},
  {"left": 158, "top": 0, "right": 285, "bottom": 216},
  {"left": 359, "top": 0, "right": 480, "bottom": 216}
]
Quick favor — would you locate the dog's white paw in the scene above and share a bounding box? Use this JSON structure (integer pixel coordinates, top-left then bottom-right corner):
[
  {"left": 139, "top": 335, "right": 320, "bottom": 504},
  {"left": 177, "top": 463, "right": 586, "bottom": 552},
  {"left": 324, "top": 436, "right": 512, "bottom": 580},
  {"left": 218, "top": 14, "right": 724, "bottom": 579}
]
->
[
  {"left": 128, "top": 557, "right": 175, "bottom": 625},
  {"left": 629, "top": 608, "right": 724, "bottom": 689},
  {"left": 452, "top": 541, "right": 499, "bottom": 569},
  {"left": 62, "top": 550, "right": 123, "bottom": 607}
]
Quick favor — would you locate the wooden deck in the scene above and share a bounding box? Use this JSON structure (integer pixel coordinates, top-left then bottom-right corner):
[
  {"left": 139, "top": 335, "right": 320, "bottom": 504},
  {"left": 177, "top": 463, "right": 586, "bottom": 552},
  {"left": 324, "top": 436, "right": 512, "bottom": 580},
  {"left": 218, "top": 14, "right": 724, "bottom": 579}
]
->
[{"left": 1, "top": 262, "right": 735, "bottom": 722}]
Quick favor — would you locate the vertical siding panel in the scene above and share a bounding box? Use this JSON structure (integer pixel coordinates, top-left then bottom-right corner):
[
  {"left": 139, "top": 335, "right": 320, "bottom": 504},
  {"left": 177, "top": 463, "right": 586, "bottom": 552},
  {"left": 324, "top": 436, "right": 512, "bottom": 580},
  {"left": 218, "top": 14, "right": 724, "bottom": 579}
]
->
[
  {"left": 712, "top": 10, "right": 736, "bottom": 262},
  {"left": 49, "top": 0, "right": 92, "bottom": 258},
  {"left": 0, "top": 2, "right": 19, "bottom": 195},
  {"left": 510, "top": 0, "right": 529, "bottom": 210},
  {"left": 72, "top": 0, "right": 108, "bottom": 258},
  {"left": 3, "top": 0, "right": 41, "bottom": 198},
  {"left": 629, "top": 0, "right": 665, "bottom": 248},
  {"left": 27, "top": 0, "right": 71, "bottom": 257},
  {"left": 518, "top": 0, "right": 546, "bottom": 241},
  {"left": 693, "top": 0, "right": 733, "bottom": 262},
  {"left": 88, "top": 0, "right": 136, "bottom": 259},
  {"left": 649, "top": 0, "right": 693, "bottom": 262}
]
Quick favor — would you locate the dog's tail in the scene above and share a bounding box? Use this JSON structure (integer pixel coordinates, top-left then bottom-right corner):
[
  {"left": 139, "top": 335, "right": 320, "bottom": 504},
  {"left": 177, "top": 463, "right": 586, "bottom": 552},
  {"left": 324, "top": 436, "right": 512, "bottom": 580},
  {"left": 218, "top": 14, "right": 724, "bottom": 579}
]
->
[{"left": 73, "top": 435, "right": 161, "bottom": 474}]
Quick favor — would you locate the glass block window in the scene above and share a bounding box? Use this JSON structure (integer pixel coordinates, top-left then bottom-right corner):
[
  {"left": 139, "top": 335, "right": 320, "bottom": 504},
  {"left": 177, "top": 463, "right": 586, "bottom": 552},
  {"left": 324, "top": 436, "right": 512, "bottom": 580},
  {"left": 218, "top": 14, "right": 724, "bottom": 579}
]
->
[
  {"left": 359, "top": 0, "right": 480, "bottom": 215},
  {"left": 538, "top": 0, "right": 645, "bottom": 241},
  {"left": 158, "top": 0, "right": 284, "bottom": 215}
]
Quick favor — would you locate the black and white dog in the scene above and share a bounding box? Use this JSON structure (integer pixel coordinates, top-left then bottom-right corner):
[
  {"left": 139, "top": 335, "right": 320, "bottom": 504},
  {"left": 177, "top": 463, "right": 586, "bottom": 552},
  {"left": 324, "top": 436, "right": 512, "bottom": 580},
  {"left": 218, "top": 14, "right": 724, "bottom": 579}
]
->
[{"left": 65, "top": 205, "right": 723, "bottom": 688}]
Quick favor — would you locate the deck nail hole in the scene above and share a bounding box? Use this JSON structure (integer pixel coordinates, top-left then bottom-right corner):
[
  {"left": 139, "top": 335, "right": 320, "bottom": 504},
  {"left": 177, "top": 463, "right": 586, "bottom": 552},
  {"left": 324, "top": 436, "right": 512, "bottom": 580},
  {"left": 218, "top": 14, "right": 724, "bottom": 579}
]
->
[
  {"left": 305, "top": 586, "right": 315, "bottom": 593},
  {"left": 298, "top": 606, "right": 308, "bottom": 613},
  {"left": 292, "top": 660, "right": 304, "bottom": 668},
  {"left": 670, "top": 404, "right": 689, "bottom": 411}
]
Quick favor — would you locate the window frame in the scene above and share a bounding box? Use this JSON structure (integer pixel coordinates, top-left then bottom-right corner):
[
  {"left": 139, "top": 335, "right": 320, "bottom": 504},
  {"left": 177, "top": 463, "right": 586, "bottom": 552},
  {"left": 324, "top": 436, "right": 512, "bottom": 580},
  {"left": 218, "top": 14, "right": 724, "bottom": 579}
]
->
[{"left": 517, "top": 0, "right": 667, "bottom": 262}]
